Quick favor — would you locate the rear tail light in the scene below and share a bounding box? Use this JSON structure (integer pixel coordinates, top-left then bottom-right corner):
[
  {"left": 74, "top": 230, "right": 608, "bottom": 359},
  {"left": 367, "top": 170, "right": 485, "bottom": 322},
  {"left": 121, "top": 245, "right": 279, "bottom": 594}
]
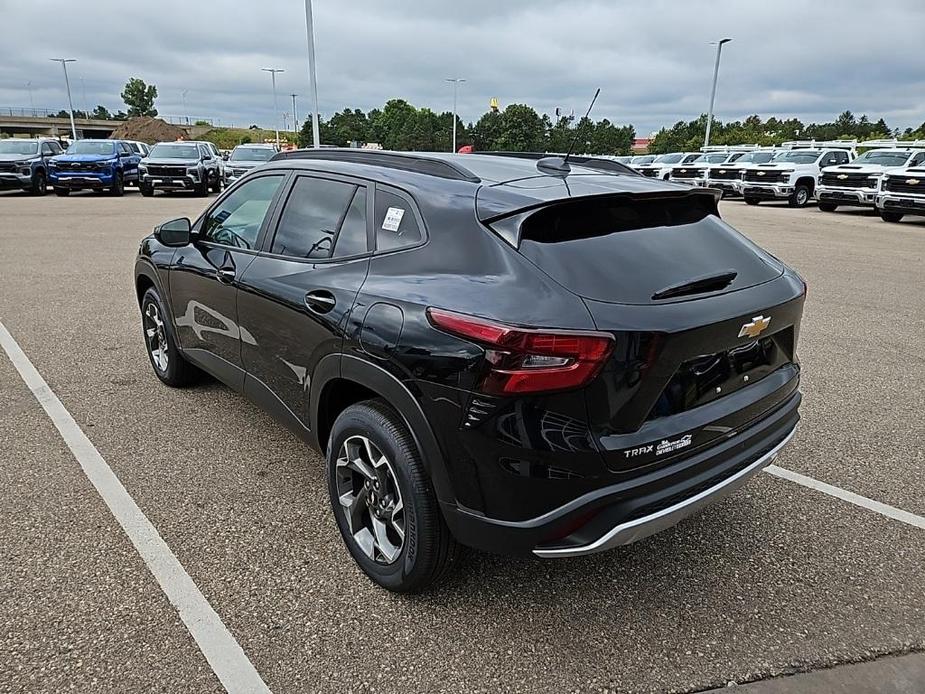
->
[{"left": 426, "top": 308, "right": 614, "bottom": 395}]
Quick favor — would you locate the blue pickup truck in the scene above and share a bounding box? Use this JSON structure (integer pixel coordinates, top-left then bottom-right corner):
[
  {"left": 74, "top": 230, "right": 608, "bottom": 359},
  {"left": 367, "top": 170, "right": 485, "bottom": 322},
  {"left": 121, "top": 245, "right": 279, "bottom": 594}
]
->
[
  {"left": 48, "top": 139, "right": 141, "bottom": 196},
  {"left": 0, "top": 137, "right": 64, "bottom": 195}
]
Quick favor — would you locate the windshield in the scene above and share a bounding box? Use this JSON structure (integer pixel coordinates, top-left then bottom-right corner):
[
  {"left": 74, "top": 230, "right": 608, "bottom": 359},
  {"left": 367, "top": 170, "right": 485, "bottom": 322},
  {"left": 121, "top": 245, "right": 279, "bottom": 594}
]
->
[
  {"left": 851, "top": 150, "right": 915, "bottom": 167},
  {"left": 631, "top": 155, "right": 655, "bottom": 164},
  {"left": 149, "top": 144, "right": 200, "bottom": 159},
  {"left": 693, "top": 153, "right": 729, "bottom": 163},
  {"left": 737, "top": 151, "right": 776, "bottom": 164},
  {"left": 65, "top": 141, "right": 116, "bottom": 156},
  {"left": 654, "top": 153, "right": 684, "bottom": 164},
  {"left": 773, "top": 151, "right": 822, "bottom": 164},
  {"left": 0, "top": 140, "right": 39, "bottom": 155},
  {"left": 230, "top": 147, "right": 275, "bottom": 162}
]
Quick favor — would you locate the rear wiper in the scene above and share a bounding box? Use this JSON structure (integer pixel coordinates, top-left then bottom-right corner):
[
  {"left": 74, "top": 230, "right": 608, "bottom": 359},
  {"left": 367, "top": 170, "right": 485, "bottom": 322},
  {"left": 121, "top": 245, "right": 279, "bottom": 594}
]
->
[{"left": 651, "top": 270, "right": 738, "bottom": 301}]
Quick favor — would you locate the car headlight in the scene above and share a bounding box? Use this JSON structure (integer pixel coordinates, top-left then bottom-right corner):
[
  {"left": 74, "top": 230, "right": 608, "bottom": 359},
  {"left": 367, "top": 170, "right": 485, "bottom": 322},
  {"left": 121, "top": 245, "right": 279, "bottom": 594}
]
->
[
  {"left": 138, "top": 164, "right": 147, "bottom": 172},
  {"left": 48, "top": 160, "right": 58, "bottom": 168}
]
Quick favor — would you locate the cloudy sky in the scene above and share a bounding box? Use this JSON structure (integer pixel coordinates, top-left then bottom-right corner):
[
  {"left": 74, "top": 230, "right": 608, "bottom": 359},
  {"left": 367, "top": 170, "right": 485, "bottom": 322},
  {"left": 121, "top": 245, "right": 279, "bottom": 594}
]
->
[{"left": 2, "top": 0, "right": 924, "bottom": 136}]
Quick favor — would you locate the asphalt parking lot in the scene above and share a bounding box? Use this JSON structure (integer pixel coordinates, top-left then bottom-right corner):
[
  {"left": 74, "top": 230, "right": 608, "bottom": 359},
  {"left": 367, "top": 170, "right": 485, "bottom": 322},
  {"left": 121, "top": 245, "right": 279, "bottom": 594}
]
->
[{"left": 1, "top": 187, "right": 924, "bottom": 694}]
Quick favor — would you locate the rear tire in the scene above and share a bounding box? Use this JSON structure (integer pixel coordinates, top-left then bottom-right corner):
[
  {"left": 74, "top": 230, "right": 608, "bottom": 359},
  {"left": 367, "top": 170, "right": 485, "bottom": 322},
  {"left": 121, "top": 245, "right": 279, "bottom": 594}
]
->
[
  {"left": 54, "top": 187, "right": 70, "bottom": 197},
  {"left": 879, "top": 210, "right": 904, "bottom": 223},
  {"left": 30, "top": 170, "right": 47, "bottom": 196},
  {"left": 327, "top": 399, "right": 461, "bottom": 593},
  {"left": 140, "top": 287, "right": 199, "bottom": 387},
  {"left": 818, "top": 202, "right": 838, "bottom": 212},
  {"left": 744, "top": 196, "right": 760, "bottom": 206},
  {"left": 789, "top": 184, "right": 811, "bottom": 208}
]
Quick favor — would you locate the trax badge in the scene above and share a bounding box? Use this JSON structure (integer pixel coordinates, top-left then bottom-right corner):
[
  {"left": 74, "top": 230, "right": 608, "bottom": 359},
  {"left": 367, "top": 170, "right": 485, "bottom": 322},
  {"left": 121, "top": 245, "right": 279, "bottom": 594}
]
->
[{"left": 738, "top": 315, "right": 771, "bottom": 339}]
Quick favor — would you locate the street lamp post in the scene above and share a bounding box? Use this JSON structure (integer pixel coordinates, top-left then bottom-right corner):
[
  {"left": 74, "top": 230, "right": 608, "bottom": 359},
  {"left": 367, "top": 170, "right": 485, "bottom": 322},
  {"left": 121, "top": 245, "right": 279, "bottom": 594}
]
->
[
  {"left": 704, "top": 38, "right": 731, "bottom": 149},
  {"left": 181, "top": 89, "right": 189, "bottom": 126},
  {"left": 445, "top": 78, "right": 466, "bottom": 153},
  {"left": 304, "top": 0, "right": 321, "bottom": 148},
  {"left": 26, "top": 81, "right": 35, "bottom": 116},
  {"left": 291, "top": 93, "right": 299, "bottom": 132},
  {"left": 261, "top": 68, "right": 285, "bottom": 148},
  {"left": 50, "top": 58, "right": 78, "bottom": 140}
]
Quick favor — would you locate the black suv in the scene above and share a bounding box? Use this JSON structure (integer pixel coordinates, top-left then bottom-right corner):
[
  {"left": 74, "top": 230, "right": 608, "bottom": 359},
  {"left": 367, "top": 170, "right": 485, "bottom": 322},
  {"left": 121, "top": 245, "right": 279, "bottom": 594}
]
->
[
  {"left": 139, "top": 141, "right": 223, "bottom": 197},
  {"left": 134, "top": 150, "right": 805, "bottom": 592}
]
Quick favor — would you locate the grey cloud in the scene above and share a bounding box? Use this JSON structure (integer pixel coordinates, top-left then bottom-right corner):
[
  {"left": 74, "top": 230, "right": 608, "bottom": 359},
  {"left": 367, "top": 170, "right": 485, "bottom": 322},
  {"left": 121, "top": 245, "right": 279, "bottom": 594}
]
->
[{"left": 1, "top": 0, "right": 923, "bottom": 136}]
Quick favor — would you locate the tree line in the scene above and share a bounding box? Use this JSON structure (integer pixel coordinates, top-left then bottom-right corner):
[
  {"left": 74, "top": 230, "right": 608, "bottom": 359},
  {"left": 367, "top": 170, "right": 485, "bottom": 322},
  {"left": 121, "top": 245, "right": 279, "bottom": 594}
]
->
[
  {"left": 648, "top": 111, "right": 925, "bottom": 153},
  {"left": 298, "top": 99, "right": 636, "bottom": 154}
]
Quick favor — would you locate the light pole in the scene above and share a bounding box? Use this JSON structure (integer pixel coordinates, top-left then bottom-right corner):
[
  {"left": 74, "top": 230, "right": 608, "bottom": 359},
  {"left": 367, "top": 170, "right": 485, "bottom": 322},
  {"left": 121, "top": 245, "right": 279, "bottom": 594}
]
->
[
  {"left": 26, "top": 81, "right": 35, "bottom": 115},
  {"left": 80, "top": 77, "right": 88, "bottom": 120},
  {"left": 261, "top": 68, "right": 284, "bottom": 147},
  {"left": 304, "top": 0, "right": 321, "bottom": 148},
  {"left": 181, "top": 89, "right": 189, "bottom": 125},
  {"left": 50, "top": 58, "right": 78, "bottom": 140},
  {"left": 704, "top": 38, "right": 731, "bottom": 149},
  {"left": 445, "top": 78, "right": 466, "bottom": 153},
  {"left": 291, "top": 93, "right": 299, "bottom": 132}
]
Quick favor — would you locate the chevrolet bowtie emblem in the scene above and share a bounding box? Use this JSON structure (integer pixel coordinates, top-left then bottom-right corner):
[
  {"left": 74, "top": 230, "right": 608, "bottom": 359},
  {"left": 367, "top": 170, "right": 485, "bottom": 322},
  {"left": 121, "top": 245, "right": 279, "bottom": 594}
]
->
[
  {"left": 738, "top": 315, "right": 771, "bottom": 339},
  {"left": 757, "top": 171, "right": 766, "bottom": 176},
  {"left": 837, "top": 174, "right": 848, "bottom": 179},
  {"left": 680, "top": 169, "right": 687, "bottom": 173},
  {"left": 907, "top": 178, "right": 920, "bottom": 185},
  {"left": 718, "top": 169, "right": 726, "bottom": 173}
]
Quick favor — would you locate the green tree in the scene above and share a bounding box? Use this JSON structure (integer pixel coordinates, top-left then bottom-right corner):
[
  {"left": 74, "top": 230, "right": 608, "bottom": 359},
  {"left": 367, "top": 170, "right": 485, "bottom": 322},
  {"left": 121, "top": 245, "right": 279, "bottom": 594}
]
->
[
  {"left": 368, "top": 99, "right": 418, "bottom": 149},
  {"left": 121, "top": 78, "right": 158, "bottom": 117},
  {"left": 326, "top": 108, "right": 369, "bottom": 146},
  {"left": 472, "top": 110, "right": 503, "bottom": 150},
  {"left": 90, "top": 105, "right": 111, "bottom": 120},
  {"left": 496, "top": 104, "right": 545, "bottom": 151}
]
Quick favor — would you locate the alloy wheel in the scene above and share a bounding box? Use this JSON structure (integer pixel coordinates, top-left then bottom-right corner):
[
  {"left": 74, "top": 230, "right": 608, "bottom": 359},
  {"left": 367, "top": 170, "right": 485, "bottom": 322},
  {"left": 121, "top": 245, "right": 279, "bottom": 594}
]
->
[
  {"left": 144, "top": 302, "right": 169, "bottom": 372},
  {"left": 335, "top": 435, "right": 405, "bottom": 564}
]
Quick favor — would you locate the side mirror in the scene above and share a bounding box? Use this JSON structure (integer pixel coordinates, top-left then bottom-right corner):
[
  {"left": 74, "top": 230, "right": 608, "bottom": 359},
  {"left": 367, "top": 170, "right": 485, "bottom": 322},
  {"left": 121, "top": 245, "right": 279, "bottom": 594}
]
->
[
  {"left": 154, "top": 217, "right": 192, "bottom": 247},
  {"left": 222, "top": 152, "right": 229, "bottom": 161}
]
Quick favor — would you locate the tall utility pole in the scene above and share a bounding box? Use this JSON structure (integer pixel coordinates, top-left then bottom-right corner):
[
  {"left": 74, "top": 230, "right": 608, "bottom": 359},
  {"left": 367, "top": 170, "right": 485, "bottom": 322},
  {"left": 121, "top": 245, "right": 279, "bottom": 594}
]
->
[
  {"left": 50, "top": 58, "right": 78, "bottom": 140},
  {"left": 26, "top": 81, "right": 35, "bottom": 115},
  {"left": 445, "top": 78, "right": 466, "bottom": 153},
  {"left": 290, "top": 93, "right": 299, "bottom": 131},
  {"left": 261, "top": 68, "right": 285, "bottom": 147},
  {"left": 704, "top": 38, "right": 731, "bottom": 149},
  {"left": 304, "top": 0, "right": 321, "bottom": 148},
  {"left": 181, "top": 89, "right": 189, "bottom": 125},
  {"left": 80, "top": 77, "right": 88, "bottom": 120}
]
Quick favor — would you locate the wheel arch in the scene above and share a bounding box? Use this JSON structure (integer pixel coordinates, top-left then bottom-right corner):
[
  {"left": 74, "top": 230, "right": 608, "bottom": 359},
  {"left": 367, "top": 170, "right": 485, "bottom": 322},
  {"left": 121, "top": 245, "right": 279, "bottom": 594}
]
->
[
  {"left": 796, "top": 176, "right": 815, "bottom": 193},
  {"left": 310, "top": 354, "right": 456, "bottom": 505}
]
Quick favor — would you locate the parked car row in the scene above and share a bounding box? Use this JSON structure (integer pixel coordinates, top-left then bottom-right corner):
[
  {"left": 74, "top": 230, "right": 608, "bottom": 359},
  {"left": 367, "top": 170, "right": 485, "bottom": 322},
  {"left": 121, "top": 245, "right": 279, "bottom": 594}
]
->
[{"left": 629, "top": 139, "right": 925, "bottom": 223}]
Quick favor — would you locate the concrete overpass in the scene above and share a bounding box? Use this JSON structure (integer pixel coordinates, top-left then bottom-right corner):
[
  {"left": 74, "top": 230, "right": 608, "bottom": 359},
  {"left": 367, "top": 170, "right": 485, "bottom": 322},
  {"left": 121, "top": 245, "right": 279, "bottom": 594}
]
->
[{"left": 0, "top": 114, "right": 120, "bottom": 139}]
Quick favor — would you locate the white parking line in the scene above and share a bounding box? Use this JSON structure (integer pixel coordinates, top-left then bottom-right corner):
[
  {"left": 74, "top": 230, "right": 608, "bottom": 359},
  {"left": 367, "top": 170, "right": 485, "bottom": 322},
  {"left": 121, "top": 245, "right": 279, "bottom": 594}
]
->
[
  {"left": 0, "top": 321, "right": 272, "bottom": 694},
  {"left": 765, "top": 464, "right": 925, "bottom": 530}
]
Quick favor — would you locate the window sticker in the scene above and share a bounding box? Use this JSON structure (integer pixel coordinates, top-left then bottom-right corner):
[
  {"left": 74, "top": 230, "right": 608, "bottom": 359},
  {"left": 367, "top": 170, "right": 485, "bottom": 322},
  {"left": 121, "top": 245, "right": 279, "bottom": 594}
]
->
[{"left": 382, "top": 206, "right": 405, "bottom": 233}]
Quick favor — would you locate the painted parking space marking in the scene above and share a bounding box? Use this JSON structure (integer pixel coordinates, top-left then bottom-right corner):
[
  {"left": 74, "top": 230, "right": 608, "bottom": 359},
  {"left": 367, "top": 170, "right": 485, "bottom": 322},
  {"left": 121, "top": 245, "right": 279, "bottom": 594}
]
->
[
  {"left": 0, "top": 321, "right": 272, "bottom": 694},
  {"left": 765, "top": 464, "right": 925, "bottom": 530}
]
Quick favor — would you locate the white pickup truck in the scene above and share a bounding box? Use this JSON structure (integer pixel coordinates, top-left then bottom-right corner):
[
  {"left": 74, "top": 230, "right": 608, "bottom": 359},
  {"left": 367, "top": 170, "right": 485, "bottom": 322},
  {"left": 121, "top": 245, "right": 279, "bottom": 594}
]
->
[
  {"left": 740, "top": 141, "right": 857, "bottom": 207},
  {"left": 634, "top": 152, "right": 700, "bottom": 180},
  {"left": 877, "top": 161, "right": 925, "bottom": 223},
  {"left": 705, "top": 149, "right": 779, "bottom": 196},
  {"left": 816, "top": 140, "right": 925, "bottom": 212}
]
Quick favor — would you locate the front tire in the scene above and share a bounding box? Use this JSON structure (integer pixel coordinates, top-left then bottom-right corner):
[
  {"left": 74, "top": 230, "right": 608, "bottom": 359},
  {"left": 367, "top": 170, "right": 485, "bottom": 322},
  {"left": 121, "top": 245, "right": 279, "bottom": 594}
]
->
[
  {"left": 744, "top": 196, "right": 760, "bottom": 206},
  {"left": 54, "top": 187, "right": 70, "bottom": 197},
  {"left": 30, "top": 170, "right": 47, "bottom": 196},
  {"left": 789, "top": 184, "right": 811, "bottom": 208},
  {"left": 110, "top": 171, "right": 125, "bottom": 197},
  {"left": 818, "top": 202, "right": 838, "bottom": 212},
  {"left": 327, "top": 400, "right": 460, "bottom": 593},
  {"left": 140, "top": 183, "right": 154, "bottom": 197},
  {"left": 879, "top": 210, "right": 904, "bottom": 223},
  {"left": 210, "top": 172, "right": 223, "bottom": 194},
  {"left": 140, "top": 287, "right": 199, "bottom": 387},
  {"left": 196, "top": 176, "right": 209, "bottom": 197}
]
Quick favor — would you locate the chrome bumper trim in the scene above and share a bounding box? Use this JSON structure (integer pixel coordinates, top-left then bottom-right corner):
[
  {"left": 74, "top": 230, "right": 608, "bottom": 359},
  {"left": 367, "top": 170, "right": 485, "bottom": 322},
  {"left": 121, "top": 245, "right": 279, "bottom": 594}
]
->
[{"left": 533, "top": 424, "right": 798, "bottom": 558}]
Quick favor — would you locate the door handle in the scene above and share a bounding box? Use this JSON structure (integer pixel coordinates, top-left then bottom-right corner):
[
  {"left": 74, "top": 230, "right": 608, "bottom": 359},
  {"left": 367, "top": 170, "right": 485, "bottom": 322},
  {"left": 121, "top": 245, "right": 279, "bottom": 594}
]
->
[
  {"left": 305, "top": 290, "right": 336, "bottom": 314},
  {"left": 216, "top": 267, "right": 236, "bottom": 284}
]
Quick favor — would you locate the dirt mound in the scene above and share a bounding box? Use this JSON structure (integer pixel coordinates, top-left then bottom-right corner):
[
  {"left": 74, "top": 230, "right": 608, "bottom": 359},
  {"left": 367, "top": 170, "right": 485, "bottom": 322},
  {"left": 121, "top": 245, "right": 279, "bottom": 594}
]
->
[{"left": 109, "top": 117, "right": 188, "bottom": 144}]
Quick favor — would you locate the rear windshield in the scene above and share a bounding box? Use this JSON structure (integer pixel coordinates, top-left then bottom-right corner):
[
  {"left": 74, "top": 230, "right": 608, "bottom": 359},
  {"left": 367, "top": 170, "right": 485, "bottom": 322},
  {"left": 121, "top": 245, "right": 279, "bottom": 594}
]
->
[{"left": 512, "top": 194, "right": 782, "bottom": 305}]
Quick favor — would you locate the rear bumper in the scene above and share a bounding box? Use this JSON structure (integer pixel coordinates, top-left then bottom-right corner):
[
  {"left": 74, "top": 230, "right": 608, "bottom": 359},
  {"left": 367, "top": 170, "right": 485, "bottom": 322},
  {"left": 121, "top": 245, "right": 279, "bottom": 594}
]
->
[
  {"left": 442, "top": 388, "right": 801, "bottom": 555},
  {"left": 817, "top": 185, "right": 878, "bottom": 206},
  {"left": 878, "top": 192, "right": 925, "bottom": 215}
]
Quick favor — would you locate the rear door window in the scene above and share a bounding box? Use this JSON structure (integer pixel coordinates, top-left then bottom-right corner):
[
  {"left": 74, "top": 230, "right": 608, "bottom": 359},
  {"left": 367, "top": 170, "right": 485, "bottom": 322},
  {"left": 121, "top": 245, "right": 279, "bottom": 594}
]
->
[
  {"left": 271, "top": 176, "right": 368, "bottom": 260},
  {"left": 374, "top": 189, "right": 422, "bottom": 252}
]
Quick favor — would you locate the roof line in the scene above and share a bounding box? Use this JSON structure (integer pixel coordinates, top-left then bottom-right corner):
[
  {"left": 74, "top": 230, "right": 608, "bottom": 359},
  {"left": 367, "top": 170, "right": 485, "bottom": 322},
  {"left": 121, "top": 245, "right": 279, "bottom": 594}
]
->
[
  {"left": 271, "top": 148, "right": 481, "bottom": 182},
  {"left": 470, "top": 151, "right": 638, "bottom": 176}
]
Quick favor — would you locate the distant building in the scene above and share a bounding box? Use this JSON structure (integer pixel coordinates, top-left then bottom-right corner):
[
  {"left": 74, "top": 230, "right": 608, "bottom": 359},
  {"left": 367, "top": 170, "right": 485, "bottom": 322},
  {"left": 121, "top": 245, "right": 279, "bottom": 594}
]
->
[{"left": 632, "top": 138, "right": 651, "bottom": 153}]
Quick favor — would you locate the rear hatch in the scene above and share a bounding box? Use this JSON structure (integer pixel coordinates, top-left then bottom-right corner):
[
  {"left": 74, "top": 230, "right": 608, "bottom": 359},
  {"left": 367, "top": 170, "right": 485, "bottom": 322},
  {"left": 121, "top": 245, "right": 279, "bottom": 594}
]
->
[{"left": 481, "top": 184, "right": 803, "bottom": 474}]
